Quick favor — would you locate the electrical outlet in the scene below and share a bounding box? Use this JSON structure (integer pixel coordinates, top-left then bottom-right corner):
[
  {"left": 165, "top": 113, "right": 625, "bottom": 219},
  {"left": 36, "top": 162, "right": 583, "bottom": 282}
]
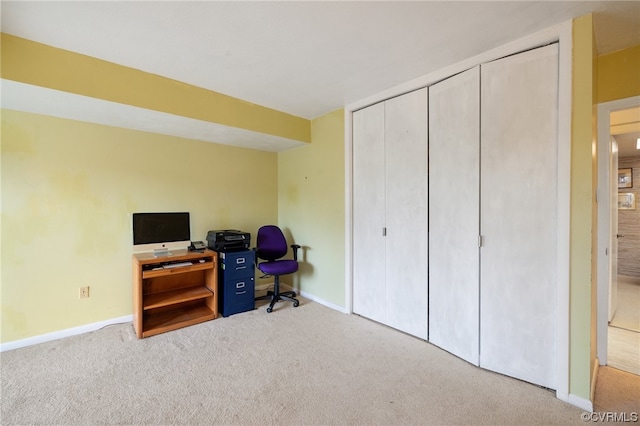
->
[{"left": 79, "top": 286, "right": 90, "bottom": 299}]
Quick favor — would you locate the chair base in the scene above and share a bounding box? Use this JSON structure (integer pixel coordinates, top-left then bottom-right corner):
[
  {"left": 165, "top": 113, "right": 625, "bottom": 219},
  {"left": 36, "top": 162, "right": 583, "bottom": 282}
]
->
[{"left": 255, "top": 277, "right": 299, "bottom": 313}]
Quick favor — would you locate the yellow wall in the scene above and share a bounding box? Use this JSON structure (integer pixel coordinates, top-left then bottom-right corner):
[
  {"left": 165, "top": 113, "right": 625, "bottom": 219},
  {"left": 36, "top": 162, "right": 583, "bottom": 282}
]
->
[
  {"left": 590, "top": 24, "right": 599, "bottom": 399},
  {"left": 3, "top": 24, "right": 635, "bottom": 409},
  {"left": 1, "top": 110, "right": 278, "bottom": 342},
  {"left": 277, "top": 109, "right": 346, "bottom": 307},
  {"left": 569, "top": 14, "right": 597, "bottom": 401},
  {"left": 0, "top": 33, "right": 311, "bottom": 143},
  {"left": 598, "top": 44, "right": 640, "bottom": 103}
]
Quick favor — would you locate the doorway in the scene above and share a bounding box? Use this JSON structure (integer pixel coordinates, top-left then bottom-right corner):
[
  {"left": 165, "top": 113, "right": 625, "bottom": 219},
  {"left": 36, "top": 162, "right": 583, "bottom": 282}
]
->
[{"left": 597, "top": 97, "right": 640, "bottom": 377}]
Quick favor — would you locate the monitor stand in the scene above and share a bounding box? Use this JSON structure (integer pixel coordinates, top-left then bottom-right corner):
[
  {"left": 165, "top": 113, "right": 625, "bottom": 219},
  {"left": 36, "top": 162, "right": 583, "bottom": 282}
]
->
[{"left": 153, "top": 248, "right": 172, "bottom": 258}]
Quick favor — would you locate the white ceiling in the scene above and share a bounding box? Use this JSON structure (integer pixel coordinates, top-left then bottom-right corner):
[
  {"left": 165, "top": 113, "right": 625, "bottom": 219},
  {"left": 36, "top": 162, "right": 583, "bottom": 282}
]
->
[
  {"left": 611, "top": 106, "right": 640, "bottom": 158},
  {"left": 3, "top": 1, "right": 640, "bottom": 120},
  {"left": 2, "top": 1, "right": 640, "bottom": 153},
  {"left": 614, "top": 131, "right": 640, "bottom": 158},
  {"left": 1, "top": 79, "right": 308, "bottom": 151}
]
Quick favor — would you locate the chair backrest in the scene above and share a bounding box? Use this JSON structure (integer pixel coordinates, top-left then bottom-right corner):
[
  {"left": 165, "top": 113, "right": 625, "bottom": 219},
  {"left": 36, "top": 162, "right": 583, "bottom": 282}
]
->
[{"left": 256, "top": 225, "right": 288, "bottom": 261}]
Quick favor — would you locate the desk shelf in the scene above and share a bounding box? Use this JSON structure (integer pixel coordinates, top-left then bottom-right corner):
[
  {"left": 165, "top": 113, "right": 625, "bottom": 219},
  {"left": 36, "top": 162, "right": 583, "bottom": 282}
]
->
[
  {"left": 143, "top": 286, "right": 213, "bottom": 310},
  {"left": 142, "top": 261, "right": 213, "bottom": 279},
  {"left": 133, "top": 249, "right": 218, "bottom": 338},
  {"left": 142, "top": 305, "right": 216, "bottom": 338}
]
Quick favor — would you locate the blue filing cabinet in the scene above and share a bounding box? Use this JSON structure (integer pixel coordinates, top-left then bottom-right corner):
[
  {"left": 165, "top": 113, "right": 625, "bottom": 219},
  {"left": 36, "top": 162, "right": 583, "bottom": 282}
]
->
[{"left": 218, "top": 250, "right": 255, "bottom": 317}]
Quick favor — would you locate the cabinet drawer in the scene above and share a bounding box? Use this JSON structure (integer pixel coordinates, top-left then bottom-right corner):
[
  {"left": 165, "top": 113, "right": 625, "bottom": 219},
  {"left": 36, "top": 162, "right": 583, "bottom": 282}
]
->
[
  {"left": 220, "top": 251, "right": 255, "bottom": 279},
  {"left": 219, "top": 277, "right": 255, "bottom": 317},
  {"left": 223, "top": 277, "right": 255, "bottom": 303}
]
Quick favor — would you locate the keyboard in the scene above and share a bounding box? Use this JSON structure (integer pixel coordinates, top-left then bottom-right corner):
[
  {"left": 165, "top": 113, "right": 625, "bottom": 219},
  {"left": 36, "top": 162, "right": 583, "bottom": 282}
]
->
[{"left": 162, "top": 262, "right": 193, "bottom": 269}]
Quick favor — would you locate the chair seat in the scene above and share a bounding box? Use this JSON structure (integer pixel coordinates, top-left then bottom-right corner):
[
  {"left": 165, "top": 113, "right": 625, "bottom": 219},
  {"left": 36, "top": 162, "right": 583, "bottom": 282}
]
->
[{"left": 258, "top": 260, "right": 298, "bottom": 276}]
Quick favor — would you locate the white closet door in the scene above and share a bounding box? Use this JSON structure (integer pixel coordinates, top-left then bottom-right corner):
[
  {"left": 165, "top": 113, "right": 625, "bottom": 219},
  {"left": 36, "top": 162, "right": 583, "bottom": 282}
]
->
[
  {"left": 480, "top": 44, "right": 558, "bottom": 389},
  {"left": 428, "top": 67, "right": 480, "bottom": 364},
  {"left": 384, "top": 88, "right": 428, "bottom": 339},
  {"left": 352, "top": 103, "right": 386, "bottom": 323}
]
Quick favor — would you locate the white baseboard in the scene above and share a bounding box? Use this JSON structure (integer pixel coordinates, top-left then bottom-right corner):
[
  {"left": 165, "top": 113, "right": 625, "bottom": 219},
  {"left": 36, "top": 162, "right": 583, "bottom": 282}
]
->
[
  {"left": 256, "top": 282, "right": 348, "bottom": 314},
  {"left": 298, "top": 289, "right": 349, "bottom": 313},
  {"left": 3, "top": 285, "right": 348, "bottom": 352},
  {"left": 562, "top": 393, "right": 594, "bottom": 412},
  {"left": 0, "top": 315, "right": 133, "bottom": 352}
]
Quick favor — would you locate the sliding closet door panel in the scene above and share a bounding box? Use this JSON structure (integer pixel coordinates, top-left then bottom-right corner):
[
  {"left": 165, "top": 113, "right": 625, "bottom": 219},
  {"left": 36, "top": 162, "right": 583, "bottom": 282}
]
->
[
  {"left": 384, "top": 88, "right": 428, "bottom": 339},
  {"left": 428, "top": 67, "right": 480, "bottom": 364},
  {"left": 480, "top": 44, "right": 558, "bottom": 389},
  {"left": 352, "top": 103, "right": 386, "bottom": 323}
]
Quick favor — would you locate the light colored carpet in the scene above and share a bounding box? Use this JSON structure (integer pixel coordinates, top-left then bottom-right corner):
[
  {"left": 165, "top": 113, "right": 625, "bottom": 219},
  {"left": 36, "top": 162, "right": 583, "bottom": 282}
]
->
[
  {"left": 593, "top": 366, "right": 640, "bottom": 414},
  {"left": 610, "top": 275, "right": 640, "bottom": 332},
  {"left": 2, "top": 299, "right": 589, "bottom": 425}
]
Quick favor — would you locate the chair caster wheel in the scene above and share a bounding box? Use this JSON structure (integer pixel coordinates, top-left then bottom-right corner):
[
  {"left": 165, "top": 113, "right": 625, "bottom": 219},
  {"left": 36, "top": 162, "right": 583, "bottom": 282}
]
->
[
  {"left": 266, "top": 307, "right": 273, "bottom": 313},
  {"left": 293, "top": 301, "right": 299, "bottom": 307}
]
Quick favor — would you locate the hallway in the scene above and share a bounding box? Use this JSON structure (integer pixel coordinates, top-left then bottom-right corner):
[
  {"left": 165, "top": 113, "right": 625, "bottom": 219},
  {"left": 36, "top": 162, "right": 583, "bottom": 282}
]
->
[{"left": 608, "top": 275, "right": 640, "bottom": 376}]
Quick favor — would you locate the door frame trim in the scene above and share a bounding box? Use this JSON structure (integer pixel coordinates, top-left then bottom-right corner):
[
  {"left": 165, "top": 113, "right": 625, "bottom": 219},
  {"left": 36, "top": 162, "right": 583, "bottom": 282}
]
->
[
  {"left": 596, "top": 95, "right": 640, "bottom": 366},
  {"left": 345, "top": 20, "right": 572, "bottom": 404}
]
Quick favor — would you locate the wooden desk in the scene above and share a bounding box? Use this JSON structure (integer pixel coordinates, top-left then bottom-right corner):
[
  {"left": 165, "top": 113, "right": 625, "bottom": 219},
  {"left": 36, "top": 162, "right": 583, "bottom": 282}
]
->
[{"left": 132, "top": 249, "right": 218, "bottom": 338}]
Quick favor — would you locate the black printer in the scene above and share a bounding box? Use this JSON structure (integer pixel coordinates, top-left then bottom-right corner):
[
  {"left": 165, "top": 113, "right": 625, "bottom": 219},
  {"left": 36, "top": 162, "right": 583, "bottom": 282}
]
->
[{"left": 207, "top": 230, "right": 251, "bottom": 252}]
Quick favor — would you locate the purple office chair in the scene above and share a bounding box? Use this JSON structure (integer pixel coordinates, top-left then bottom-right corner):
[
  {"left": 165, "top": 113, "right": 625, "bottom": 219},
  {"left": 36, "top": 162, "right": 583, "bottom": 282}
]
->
[{"left": 254, "top": 225, "right": 301, "bottom": 313}]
